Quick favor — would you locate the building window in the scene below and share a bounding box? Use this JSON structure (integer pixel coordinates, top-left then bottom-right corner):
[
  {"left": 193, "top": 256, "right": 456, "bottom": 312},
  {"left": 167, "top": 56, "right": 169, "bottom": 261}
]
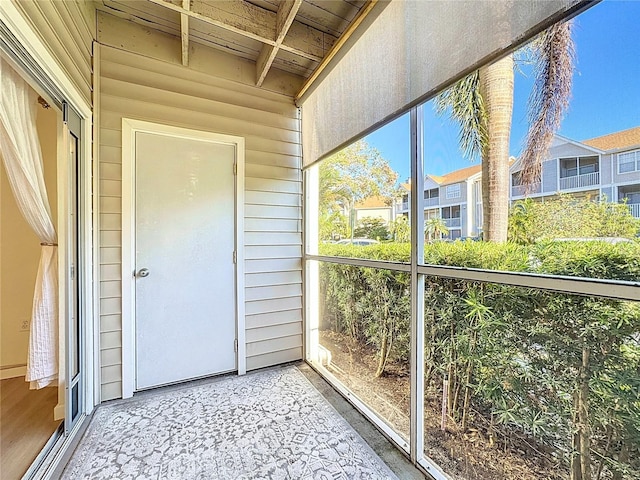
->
[
  {"left": 425, "top": 209, "right": 439, "bottom": 220},
  {"left": 618, "top": 149, "right": 640, "bottom": 173},
  {"left": 560, "top": 156, "right": 599, "bottom": 177},
  {"left": 441, "top": 205, "right": 461, "bottom": 219},
  {"left": 578, "top": 156, "right": 599, "bottom": 175},
  {"left": 424, "top": 188, "right": 439, "bottom": 199},
  {"left": 622, "top": 192, "right": 640, "bottom": 204},
  {"left": 446, "top": 184, "right": 461, "bottom": 199},
  {"left": 512, "top": 172, "right": 523, "bottom": 186}
]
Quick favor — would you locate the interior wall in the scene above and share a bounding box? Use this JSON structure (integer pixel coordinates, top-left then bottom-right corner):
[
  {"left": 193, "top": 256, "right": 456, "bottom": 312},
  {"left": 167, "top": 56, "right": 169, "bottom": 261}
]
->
[
  {"left": 97, "top": 15, "right": 303, "bottom": 401},
  {"left": 0, "top": 104, "right": 58, "bottom": 376}
]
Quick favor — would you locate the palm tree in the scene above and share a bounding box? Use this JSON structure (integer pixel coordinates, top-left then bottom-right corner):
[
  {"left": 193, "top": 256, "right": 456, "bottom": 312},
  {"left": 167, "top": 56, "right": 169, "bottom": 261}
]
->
[
  {"left": 436, "top": 21, "right": 574, "bottom": 242},
  {"left": 425, "top": 217, "right": 449, "bottom": 243}
]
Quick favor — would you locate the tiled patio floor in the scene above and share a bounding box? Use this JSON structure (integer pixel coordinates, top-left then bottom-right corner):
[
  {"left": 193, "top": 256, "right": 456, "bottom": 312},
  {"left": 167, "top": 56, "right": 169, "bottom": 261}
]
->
[{"left": 56, "top": 363, "right": 425, "bottom": 479}]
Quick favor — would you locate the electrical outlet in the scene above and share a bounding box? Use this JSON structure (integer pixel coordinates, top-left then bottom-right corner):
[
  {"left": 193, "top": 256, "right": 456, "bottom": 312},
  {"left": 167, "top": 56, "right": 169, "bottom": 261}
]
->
[{"left": 20, "top": 318, "right": 30, "bottom": 331}]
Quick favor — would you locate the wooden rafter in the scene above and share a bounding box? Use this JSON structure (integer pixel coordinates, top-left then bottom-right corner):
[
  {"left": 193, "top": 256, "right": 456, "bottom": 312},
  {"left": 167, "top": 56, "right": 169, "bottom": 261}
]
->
[
  {"left": 147, "top": 0, "right": 333, "bottom": 63},
  {"left": 256, "top": 0, "right": 302, "bottom": 86},
  {"left": 180, "top": 0, "right": 189, "bottom": 66}
]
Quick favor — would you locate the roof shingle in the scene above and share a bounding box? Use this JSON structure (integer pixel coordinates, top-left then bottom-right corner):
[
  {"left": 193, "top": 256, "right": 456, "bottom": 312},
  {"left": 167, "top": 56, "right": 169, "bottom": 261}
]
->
[
  {"left": 438, "top": 164, "right": 482, "bottom": 184},
  {"left": 582, "top": 126, "right": 640, "bottom": 151},
  {"left": 355, "top": 195, "right": 391, "bottom": 208}
]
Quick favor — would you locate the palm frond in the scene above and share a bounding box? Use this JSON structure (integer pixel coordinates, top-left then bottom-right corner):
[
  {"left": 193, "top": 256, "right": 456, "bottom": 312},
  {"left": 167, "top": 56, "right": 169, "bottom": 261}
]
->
[
  {"left": 519, "top": 20, "right": 575, "bottom": 188},
  {"left": 435, "top": 71, "right": 487, "bottom": 160}
]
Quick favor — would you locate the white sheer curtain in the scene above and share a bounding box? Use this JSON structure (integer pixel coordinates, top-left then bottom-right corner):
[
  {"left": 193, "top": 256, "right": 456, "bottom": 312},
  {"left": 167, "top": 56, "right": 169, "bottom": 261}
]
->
[{"left": 0, "top": 59, "right": 58, "bottom": 389}]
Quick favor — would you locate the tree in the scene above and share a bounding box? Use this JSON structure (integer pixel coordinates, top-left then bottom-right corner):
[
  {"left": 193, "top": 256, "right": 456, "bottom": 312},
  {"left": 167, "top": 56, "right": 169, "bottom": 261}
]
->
[
  {"left": 436, "top": 21, "right": 575, "bottom": 242},
  {"left": 319, "top": 211, "right": 349, "bottom": 241},
  {"left": 425, "top": 217, "right": 449, "bottom": 242},
  {"left": 319, "top": 140, "right": 398, "bottom": 238},
  {"left": 354, "top": 216, "right": 390, "bottom": 240},
  {"left": 508, "top": 195, "right": 640, "bottom": 244},
  {"left": 390, "top": 215, "right": 410, "bottom": 242}
]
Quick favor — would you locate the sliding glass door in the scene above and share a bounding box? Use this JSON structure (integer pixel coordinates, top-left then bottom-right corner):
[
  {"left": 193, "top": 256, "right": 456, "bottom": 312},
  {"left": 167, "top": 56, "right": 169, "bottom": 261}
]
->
[{"left": 64, "top": 103, "right": 83, "bottom": 434}]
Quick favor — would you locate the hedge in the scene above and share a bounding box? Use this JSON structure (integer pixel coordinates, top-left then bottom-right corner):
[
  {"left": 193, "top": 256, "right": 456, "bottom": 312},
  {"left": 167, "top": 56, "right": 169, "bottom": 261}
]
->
[{"left": 317, "top": 240, "right": 640, "bottom": 478}]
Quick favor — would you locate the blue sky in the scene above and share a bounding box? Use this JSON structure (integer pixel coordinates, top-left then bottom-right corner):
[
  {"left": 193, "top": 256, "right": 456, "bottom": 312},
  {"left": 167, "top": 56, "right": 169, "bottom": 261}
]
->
[{"left": 364, "top": 0, "right": 640, "bottom": 182}]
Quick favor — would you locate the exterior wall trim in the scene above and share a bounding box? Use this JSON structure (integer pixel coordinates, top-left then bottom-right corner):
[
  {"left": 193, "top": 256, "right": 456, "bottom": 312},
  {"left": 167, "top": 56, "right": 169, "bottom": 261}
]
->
[
  {"left": 121, "top": 119, "right": 246, "bottom": 399},
  {"left": 613, "top": 179, "right": 640, "bottom": 188}
]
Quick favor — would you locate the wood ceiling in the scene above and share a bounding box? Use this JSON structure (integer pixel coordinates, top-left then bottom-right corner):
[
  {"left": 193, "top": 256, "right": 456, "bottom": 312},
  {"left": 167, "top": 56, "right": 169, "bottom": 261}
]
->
[{"left": 95, "top": 0, "right": 370, "bottom": 88}]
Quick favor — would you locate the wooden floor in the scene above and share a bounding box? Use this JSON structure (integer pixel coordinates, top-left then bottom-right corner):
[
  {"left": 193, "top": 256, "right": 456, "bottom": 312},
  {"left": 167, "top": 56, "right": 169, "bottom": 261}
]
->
[{"left": 1, "top": 377, "right": 60, "bottom": 480}]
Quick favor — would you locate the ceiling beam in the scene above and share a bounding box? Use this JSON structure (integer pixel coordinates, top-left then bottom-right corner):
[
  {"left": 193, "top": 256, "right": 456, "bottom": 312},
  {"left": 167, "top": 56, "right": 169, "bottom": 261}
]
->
[
  {"left": 276, "top": 0, "right": 302, "bottom": 44},
  {"left": 180, "top": 0, "right": 189, "bottom": 66},
  {"left": 256, "top": 0, "right": 302, "bottom": 87},
  {"left": 147, "top": 0, "right": 331, "bottom": 63}
]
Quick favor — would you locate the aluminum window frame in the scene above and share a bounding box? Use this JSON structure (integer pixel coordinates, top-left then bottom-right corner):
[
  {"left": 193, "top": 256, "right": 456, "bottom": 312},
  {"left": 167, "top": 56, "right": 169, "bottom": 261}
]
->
[
  {"left": 445, "top": 183, "right": 461, "bottom": 199},
  {"left": 618, "top": 149, "right": 640, "bottom": 174},
  {"left": 303, "top": 103, "right": 640, "bottom": 476}
]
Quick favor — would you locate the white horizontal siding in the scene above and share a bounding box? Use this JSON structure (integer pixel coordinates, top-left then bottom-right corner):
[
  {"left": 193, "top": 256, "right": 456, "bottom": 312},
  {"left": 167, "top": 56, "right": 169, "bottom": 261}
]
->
[
  {"left": 246, "top": 309, "right": 302, "bottom": 329},
  {"left": 246, "top": 284, "right": 302, "bottom": 302},
  {"left": 15, "top": 1, "right": 94, "bottom": 105},
  {"left": 246, "top": 347, "right": 302, "bottom": 371},
  {"left": 245, "top": 271, "right": 302, "bottom": 287},
  {"left": 97, "top": 10, "right": 302, "bottom": 98},
  {"left": 245, "top": 245, "right": 302, "bottom": 260},
  {"left": 97, "top": 40, "right": 302, "bottom": 400},
  {"left": 247, "top": 335, "right": 302, "bottom": 357},
  {"left": 245, "top": 232, "right": 301, "bottom": 246},
  {"left": 100, "top": 314, "right": 121, "bottom": 334},
  {"left": 246, "top": 322, "right": 302, "bottom": 343}
]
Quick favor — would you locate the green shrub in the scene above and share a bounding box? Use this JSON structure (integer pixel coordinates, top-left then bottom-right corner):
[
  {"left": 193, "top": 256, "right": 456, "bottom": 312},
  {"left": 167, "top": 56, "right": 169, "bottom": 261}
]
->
[
  {"left": 319, "top": 242, "right": 410, "bottom": 262},
  {"left": 508, "top": 196, "right": 640, "bottom": 244},
  {"left": 532, "top": 240, "right": 640, "bottom": 281},
  {"left": 317, "top": 240, "right": 640, "bottom": 477}
]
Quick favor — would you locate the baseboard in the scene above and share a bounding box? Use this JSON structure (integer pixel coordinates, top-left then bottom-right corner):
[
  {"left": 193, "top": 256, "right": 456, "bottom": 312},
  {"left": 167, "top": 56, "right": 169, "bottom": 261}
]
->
[
  {"left": 54, "top": 403, "right": 65, "bottom": 421},
  {"left": 0, "top": 365, "right": 26, "bottom": 379}
]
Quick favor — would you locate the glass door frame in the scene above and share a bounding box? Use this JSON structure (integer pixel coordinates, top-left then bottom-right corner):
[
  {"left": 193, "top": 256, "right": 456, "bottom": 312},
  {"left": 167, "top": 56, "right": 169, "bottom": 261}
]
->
[
  {"left": 0, "top": 4, "right": 97, "bottom": 477},
  {"left": 63, "top": 103, "right": 84, "bottom": 434}
]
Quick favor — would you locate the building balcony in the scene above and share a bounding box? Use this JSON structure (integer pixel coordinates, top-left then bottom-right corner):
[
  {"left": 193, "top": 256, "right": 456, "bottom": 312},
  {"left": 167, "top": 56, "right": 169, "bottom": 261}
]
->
[
  {"left": 443, "top": 217, "right": 461, "bottom": 228},
  {"left": 396, "top": 202, "right": 409, "bottom": 213},
  {"left": 424, "top": 197, "right": 439, "bottom": 207},
  {"left": 559, "top": 171, "right": 600, "bottom": 190},
  {"left": 511, "top": 182, "right": 541, "bottom": 197},
  {"left": 628, "top": 203, "right": 640, "bottom": 218}
]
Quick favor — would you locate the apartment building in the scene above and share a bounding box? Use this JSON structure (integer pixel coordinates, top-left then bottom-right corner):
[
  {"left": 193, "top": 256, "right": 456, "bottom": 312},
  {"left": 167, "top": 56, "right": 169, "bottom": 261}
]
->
[{"left": 398, "top": 126, "right": 640, "bottom": 238}]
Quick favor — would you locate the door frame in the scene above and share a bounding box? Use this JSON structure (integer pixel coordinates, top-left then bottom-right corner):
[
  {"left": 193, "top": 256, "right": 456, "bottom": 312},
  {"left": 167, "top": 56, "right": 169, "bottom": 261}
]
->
[
  {"left": 0, "top": 1, "right": 96, "bottom": 476},
  {"left": 121, "top": 119, "right": 246, "bottom": 399}
]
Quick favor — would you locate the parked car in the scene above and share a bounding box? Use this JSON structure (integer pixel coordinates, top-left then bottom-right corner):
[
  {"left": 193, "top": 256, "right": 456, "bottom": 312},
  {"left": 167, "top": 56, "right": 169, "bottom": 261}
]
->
[{"left": 336, "top": 238, "right": 380, "bottom": 246}]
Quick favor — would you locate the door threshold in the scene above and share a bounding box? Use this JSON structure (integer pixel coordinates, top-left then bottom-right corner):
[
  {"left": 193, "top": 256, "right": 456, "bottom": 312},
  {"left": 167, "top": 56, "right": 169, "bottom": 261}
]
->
[
  {"left": 134, "top": 368, "right": 239, "bottom": 395},
  {"left": 25, "top": 414, "right": 89, "bottom": 480},
  {"left": 21, "top": 423, "right": 62, "bottom": 480}
]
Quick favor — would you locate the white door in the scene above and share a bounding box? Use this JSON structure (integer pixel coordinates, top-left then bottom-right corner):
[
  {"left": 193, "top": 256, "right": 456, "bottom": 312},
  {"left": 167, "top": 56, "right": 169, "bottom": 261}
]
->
[{"left": 135, "top": 131, "right": 237, "bottom": 390}]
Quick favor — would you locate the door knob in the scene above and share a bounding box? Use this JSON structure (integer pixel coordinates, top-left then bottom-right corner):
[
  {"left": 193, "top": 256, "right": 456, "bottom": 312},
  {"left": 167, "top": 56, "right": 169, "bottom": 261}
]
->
[{"left": 137, "top": 268, "right": 150, "bottom": 278}]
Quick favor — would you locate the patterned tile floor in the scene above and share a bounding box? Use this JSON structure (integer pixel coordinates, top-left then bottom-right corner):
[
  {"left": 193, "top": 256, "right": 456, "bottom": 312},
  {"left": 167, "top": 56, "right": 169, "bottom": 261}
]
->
[{"left": 62, "top": 365, "right": 400, "bottom": 479}]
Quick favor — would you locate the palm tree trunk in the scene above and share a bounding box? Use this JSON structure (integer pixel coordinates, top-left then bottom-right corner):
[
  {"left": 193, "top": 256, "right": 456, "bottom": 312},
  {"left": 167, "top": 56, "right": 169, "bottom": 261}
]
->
[{"left": 479, "top": 55, "right": 514, "bottom": 243}]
